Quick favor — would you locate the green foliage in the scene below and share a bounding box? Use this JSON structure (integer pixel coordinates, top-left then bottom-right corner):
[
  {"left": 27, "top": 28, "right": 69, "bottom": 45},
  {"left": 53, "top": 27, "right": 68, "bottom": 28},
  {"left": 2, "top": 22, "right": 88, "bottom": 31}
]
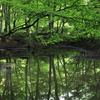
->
[
  {"left": 36, "top": 33, "right": 63, "bottom": 45},
  {"left": 0, "top": 0, "right": 100, "bottom": 46}
]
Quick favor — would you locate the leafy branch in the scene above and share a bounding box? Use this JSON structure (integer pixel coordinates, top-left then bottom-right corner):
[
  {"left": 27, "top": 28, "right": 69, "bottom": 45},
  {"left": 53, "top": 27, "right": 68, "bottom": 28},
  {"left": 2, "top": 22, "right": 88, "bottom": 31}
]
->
[{"left": 0, "top": 18, "right": 39, "bottom": 37}]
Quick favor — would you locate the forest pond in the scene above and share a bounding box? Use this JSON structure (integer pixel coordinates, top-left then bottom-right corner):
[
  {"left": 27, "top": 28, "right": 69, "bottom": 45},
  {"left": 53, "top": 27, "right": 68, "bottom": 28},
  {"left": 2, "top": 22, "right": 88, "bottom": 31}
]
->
[{"left": 0, "top": 46, "right": 100, "bottom": 100}]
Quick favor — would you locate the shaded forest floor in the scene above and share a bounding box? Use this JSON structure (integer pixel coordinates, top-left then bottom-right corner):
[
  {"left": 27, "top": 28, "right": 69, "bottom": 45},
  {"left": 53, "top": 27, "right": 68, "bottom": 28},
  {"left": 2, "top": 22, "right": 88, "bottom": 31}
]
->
[{"left": 0, "top": 35, "right": 100, "bottom": 52}]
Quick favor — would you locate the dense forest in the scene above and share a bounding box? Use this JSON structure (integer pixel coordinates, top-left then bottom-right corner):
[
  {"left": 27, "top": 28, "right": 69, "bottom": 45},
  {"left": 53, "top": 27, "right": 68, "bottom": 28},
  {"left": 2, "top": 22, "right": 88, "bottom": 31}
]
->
[
  {"left": 0, "top": 0, "right": 100, "bottom": 48},
  {"left": 1, "top": 1, "right": 100, "bottom": 100}
]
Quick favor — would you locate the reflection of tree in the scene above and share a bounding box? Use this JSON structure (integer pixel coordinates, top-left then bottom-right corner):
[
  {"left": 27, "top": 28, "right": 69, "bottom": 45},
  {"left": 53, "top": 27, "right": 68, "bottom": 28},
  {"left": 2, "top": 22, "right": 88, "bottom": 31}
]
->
[
  {"left": 35, "top": 59, "right": 40, "bottom": 100},
  {"left": 0, "top": 63, "right": 2, "bottom": 83},
  {"left": 2, "top": 58, "right": 15, "bottom": 100},
  {"left": 62, "top": 55, "right": 68, "bottom": 87},
  {"left": 1, "top": 52, "right": 100, "bottom": 100},
  {"left": 50, "top": 55, "right": 59, "bottom": 100},
  {"left": 47, "top": 55, "right": 60, "bottom": 100},
  {"left": 67, "top": 58, "right": 100, "bottom": 100},
  {"left": 25, "top": 58, "right": 28, "bottom": 100},
  {"left": 47, "top": 56, "right": 52, "bottom": 100}
]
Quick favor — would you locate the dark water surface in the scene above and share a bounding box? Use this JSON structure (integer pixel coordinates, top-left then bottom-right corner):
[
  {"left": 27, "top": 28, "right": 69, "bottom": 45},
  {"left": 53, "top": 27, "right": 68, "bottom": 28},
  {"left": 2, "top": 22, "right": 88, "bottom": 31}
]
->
[{"left": 0, "top": 47, "right": 100, "bottom": 100}]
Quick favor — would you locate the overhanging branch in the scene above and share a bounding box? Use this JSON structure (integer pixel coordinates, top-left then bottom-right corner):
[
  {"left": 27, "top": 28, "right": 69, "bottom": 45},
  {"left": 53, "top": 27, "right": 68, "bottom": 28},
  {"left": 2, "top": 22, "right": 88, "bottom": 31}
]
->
[{"left": 0, "top": 18, "right": 39, "bottom": 37}]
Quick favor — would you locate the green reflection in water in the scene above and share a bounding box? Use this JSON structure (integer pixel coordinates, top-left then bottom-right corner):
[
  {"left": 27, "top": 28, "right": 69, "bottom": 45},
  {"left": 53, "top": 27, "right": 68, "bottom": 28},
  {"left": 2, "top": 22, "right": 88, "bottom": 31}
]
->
[{"left": 0, "top": 48, "right": 100, "bottom": 100}]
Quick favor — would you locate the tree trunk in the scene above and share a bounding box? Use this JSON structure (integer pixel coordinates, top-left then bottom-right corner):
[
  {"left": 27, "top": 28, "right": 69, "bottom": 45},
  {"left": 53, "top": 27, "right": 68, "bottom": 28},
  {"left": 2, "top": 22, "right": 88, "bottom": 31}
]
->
[
  {"left": 4, "top": 4, "right": 11, "bottom": 33},
  {"left": 0, "top": 4, "right": 4, "bottom": 41}
]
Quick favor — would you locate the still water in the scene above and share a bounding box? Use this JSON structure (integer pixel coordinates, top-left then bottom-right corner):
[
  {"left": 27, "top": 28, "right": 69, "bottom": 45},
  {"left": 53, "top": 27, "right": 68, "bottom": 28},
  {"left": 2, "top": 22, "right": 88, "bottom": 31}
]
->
[{"left": 0, "top": 47, "right": 100, "bottom": 100}]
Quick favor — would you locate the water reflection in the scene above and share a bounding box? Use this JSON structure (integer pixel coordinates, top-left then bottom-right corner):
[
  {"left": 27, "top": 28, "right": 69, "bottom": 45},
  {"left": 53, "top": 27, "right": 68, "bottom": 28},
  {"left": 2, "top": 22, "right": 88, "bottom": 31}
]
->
[{"left": 0, "top": 48, "right": 100, "bottom": 100}]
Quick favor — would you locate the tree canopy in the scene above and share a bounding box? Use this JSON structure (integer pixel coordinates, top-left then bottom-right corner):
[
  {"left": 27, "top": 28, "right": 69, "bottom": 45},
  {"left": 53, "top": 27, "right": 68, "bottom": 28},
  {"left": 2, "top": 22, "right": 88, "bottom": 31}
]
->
[{"left": 0, "top": 0, "right": 100, "bottom": 45}]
